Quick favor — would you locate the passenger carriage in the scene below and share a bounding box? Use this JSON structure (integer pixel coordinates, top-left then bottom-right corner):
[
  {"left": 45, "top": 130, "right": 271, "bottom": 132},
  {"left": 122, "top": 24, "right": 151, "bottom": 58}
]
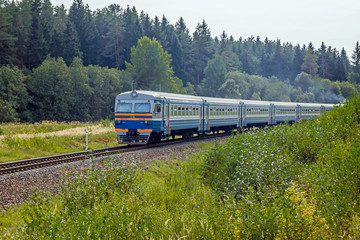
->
[{"left": 114, "top": 91, "right": 204, "bottom": 144}]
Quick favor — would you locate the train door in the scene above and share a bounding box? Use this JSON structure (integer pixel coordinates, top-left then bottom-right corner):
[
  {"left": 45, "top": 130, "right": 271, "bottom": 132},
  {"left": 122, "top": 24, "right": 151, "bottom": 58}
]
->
[
  {"left": 271, "top": 104, "right": 276, "bottom": 125},
  {"left": 200, "top": 103, "right": 203, "bottom": 133},
  {"left": 205, "top": 104, "right": 210, "bottom": 132},
  {"left": 243, "top": 105, "right": 247, "bottom": 127},
  {"left": 164, "top": 102, "right": 170, "bottom": 136},
  {"left": 296, "top": 105, "right": 301, "bottom": 122},
  {"left": 239, "top": 102, "right": 244, "bottom": 128}
]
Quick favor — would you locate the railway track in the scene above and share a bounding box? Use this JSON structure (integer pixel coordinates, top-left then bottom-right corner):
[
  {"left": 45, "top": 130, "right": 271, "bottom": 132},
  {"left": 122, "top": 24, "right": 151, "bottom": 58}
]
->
[{"left": 0, "top": 133, "right": 229, "bottom": 176}]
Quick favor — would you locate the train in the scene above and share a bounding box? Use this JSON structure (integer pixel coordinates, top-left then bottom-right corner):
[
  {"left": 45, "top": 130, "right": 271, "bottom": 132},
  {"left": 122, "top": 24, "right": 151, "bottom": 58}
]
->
[{"left": 114, "top": 90, "right": 334, "bottom": 144}]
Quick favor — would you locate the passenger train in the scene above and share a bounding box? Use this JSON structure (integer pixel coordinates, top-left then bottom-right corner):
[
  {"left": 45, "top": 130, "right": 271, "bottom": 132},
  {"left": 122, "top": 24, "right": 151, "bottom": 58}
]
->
[{"left": 114, "top": 90, "right": 334, "bottom": 144}]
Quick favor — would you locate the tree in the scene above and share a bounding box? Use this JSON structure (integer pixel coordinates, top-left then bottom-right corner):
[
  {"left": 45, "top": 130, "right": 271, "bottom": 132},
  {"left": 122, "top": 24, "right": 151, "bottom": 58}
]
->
[
  {"left": 0, "top": 0, "right": 16, "bottom": 65},
  {"left": 175, "top": 17, "right": 194, "bottom": 83},
  {"left": 317, "top": 42, "right": 330, "bottom": 79},
  {"left": 302, "top": 49, "right": 318, "bottom": 76},
  {"left": 351, "top": 41, "right": 360, "bottom": 73},
  {"left": 41, "top": 0, "right": 55, "bottom": 55},
  {"left": 291, "top": 44, "right": 305, "bottom": 81},
  {"left": 348, "top": 42, "right": 360, "bottom": 84},
  {"left": 27, "top": 57, "right": 72, "bottom": 121},
  {"left": 198, "top": 55, "right": 227, "bottom": 97},
  {"left": 125, "top": 36, "right": 179, "bottom": 92},
  {"left": 28, "top": 0, "right": 46, "bottom": 69},
  {"left": 192, "top": 20, "right": 214, "bottom": 85},
  {"left": 0, "top": 66, "right": 29, "bottom": 122},
  {"left": 69, "top": 0, "right": 100, "bottom": 65},
  {"left": 8, "top": 0, "right": 32, "bottom": 68},
  {"left": 294, "top": 72, "right": 313, "bottom": 92}
]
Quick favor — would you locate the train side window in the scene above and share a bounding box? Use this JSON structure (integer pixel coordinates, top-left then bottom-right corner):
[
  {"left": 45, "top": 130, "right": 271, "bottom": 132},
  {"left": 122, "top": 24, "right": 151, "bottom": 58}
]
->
[{"left": 154, "top": 103, "right": 161, "bottom": 113}]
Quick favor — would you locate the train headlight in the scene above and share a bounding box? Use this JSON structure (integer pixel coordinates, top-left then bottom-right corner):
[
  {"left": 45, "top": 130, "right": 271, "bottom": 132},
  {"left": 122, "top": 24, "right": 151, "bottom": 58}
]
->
[{"left": 131, "top": 90, "right": 137, "bottom": 98}]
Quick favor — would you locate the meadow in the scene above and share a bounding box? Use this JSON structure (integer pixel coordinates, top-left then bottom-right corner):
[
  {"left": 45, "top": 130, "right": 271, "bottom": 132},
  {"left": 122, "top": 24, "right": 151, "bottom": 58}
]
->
[
  {"left": 1, "top": 94, "right": 360, "bottom": 239},
  {"left": 0, "top": 120, "right": 118, "bottom": 163}
]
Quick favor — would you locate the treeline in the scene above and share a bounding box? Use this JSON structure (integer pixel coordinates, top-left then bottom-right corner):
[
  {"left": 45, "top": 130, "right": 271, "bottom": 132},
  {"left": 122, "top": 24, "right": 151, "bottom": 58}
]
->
[
  {"left": 1, "top": 0, "right": 360, "bottom": 84},
  {"left": 0, "top": 57, "right": 130, "bottom": 122},
  {"left": 1, "top": 0, "right": 360, "bottom": 122}
]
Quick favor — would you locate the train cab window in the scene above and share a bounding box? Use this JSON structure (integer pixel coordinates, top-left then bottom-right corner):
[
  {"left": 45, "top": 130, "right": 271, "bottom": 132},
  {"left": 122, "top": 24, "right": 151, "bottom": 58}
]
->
[
  {"left": 117, "top": 103, "right": 132, "bottom": 112},
  {"left": 154, "top": 103, "right": 161, "bottom": 113},
  {"left": 134, "top": 103, "right": 150, "bottom": 113}
]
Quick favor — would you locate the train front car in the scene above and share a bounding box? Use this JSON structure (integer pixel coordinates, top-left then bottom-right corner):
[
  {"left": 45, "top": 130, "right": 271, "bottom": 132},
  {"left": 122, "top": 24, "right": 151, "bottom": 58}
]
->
[{"left": 114, "top": 91, "right": 153, "bottom": 145}]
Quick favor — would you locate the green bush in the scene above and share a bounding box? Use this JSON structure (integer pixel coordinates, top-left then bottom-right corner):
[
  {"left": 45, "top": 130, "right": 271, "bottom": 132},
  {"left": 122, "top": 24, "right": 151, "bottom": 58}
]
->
[{"left": 201, "top": 94, "right": 360, "bottom": 238}]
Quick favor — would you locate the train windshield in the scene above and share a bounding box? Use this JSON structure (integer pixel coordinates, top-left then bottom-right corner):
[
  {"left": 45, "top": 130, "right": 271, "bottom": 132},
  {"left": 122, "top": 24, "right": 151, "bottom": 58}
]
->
[
  {"left": 134, "top": 103, "right": 150, "bottom": 113},
  {"left": 117, "top": 103, "right": 132, "bottom": 112}
]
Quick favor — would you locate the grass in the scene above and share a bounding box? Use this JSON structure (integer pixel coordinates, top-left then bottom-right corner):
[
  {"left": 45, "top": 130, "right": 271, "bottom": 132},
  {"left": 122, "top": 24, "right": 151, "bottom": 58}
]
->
[
  {"left": 0, "top": 121, "right": 89, "bottom": 135},
  {"left": 0, "top": 120, "right": 118, "bottom": 163}
]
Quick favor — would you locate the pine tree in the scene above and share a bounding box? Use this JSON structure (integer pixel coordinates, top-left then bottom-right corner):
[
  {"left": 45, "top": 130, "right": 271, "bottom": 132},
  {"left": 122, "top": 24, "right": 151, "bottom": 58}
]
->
[
  {"left": 317, "top": 42, "right": 330, "bottom": 79},
  {"left": 140, "top": 12, "right": 153, "bottom": 38},
  {"left": 175, "top": 17, "right": 194, "bottom": 83},
  {"left": 28, "top": 0, "right": 46, "bottom": 69},
  {"left": 302, "top": 49, "right": 318, "bottom": 76},
  {"left": 41, "top": 0, "right": 55, "bottom": 55},
  {"left": 192, "top": 20, "right": 214, "bottom": 85},
  {"left": 11, "top": 0, "right": 32, "bottom": 68},
  {"left": 69, "top": 0, "right": 100, "bottom": 65},
  {"left": 291, "top": 44, "right": 304, "bottom": 81},
  {"left": 119, "top": 6, "right": 142, "bottom": 67},
  {"left": 351, "top": 41, "right": 360, "bottom": 73},
  {"left": 0, "top": 1, "right": 16, "bottom": 65},
  {"left": 63, "top": 21, "right": 81, "bottom": 65},
  {"left": 335, "top": 48, "right": 350, "bottom": 82}
]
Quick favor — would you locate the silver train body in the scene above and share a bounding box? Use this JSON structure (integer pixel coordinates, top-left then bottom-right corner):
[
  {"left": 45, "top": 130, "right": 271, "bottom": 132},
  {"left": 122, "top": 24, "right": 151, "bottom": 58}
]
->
[{"left": 114, "top": 91, "right": 334, "bottom": 144}]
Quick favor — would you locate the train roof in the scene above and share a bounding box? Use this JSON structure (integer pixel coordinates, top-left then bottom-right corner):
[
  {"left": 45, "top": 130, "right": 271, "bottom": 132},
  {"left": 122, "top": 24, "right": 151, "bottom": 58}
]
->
[
  {"left": 116, "top": 91, "right": 335, "bottom": 107},
  {"left": 116, "top": 90, "right": 204, "bottom": 103}
]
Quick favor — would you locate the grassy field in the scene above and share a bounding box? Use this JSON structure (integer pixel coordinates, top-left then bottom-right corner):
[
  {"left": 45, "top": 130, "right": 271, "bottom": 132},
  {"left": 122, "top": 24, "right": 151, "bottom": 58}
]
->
[
  {"left": 1, "top": 94, "right": 360, "bottom": 239},
  {"left": 0, "top": 120, "right": 118, "bottom": 163}
]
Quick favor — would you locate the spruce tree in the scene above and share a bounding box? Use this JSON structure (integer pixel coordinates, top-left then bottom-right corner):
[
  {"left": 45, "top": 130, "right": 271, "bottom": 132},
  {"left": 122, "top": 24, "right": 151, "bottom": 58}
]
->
[
  {"left": 175, "top": 17, "right": 194, "bottom": 84},
  {"left": 192, "top": 20, "right": 214, "bottom": 85},
  {"left": 351, "top": 41, "right": 360, "bottom": 73},
  {"left": 28, "top": 0, "right": 46, "bottom": 69},
  {"left": 0, "top": 1, "right": 16, "bottom": 65}
]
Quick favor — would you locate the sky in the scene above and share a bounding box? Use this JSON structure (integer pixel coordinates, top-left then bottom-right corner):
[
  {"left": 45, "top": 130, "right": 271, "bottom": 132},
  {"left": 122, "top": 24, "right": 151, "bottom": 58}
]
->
[{"left": 52, "top": 0, "right": 360, "bottom": 56}]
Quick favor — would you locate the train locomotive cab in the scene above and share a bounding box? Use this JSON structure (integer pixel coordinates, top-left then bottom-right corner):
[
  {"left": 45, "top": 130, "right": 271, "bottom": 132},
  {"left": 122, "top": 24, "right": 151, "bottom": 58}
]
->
[{"left": 114, "top": 91, "right": 153, "bottom": 145}]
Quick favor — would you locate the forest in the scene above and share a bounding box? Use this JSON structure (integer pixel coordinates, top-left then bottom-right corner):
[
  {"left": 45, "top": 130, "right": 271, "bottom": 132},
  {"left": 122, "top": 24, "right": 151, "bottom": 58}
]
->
[{"left": 1, "top": 0, "right": 360, "bottom": 122}]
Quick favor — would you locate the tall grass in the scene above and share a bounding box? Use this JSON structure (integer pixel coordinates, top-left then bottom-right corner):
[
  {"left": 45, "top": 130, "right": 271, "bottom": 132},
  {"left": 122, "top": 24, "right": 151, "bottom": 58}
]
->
[
  {"left": 0, "top": 121, "right": 90, "bottom": 135},
  {"left": 0, "top": 129, "right": 117, "bottom": 163}
]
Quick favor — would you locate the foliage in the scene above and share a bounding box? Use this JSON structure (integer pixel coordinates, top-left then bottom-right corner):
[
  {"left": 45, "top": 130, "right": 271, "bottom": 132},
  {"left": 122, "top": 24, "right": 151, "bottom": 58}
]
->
[
  {"left": 0, "top": 65, "right": 29, "bottom": 122},
  {"left": 198, "top": 55, "right": 227, "bottom": 97},
  {"left": 26, "top": 56, "right": 129, "bottom": 122},
  {"left": 126, "top": 36, "right": 172, "bottom": 91},
  {"left": 201, "top": 94, "right": 360, "bottom": 238},
  {"left": 302, "top": 49, "right": 319, "bottom": 76}
]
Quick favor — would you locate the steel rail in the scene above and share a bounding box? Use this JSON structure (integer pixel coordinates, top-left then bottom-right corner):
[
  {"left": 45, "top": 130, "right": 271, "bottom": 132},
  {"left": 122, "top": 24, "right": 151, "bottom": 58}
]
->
[{"left": 0, "top": 133, "right": 229, "bottom": 175}]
